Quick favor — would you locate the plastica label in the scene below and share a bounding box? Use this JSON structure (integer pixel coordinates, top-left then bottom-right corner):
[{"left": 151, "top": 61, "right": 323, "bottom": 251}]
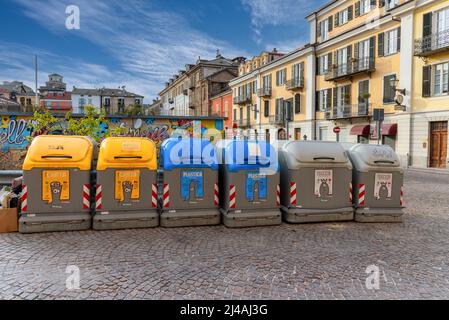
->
[
  {"left": 181, "top": 170, "right": 204, "bottom": 201},
  {"left": 246, "top": 172, "right": 267, "bottom": 202},
  {"left": 42, "top": 170, "right": 70, "bottom": 203},
  {"left": 121, "top": 141, "right": 142, "bottom": 152},
  {"left": 115, "top": 170, "right": 140, "bottom": 202}
]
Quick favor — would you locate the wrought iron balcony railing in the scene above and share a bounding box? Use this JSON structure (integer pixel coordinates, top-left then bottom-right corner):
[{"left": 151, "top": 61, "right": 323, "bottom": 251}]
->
[
  {"left": 285, "top": 77, "right": 304, "bottom": 90},
  {"left": 414, "top": 29, "right": 449, "bottom": 57},
  {"left": 257, "top": 87, "right": 272, "bottom": 97},
  {"left": 269, "top": 114, "right": 284, "bottom": 125},
  {"left": 325, "top": 57, "right": 375, "bottom": 81},
  {"left": 238, "top": 118, "right": 250, "bottom": 128},
  {"left": 233, "top": 95, "right": 252, "bottom": 104},
  {"left": 324, "top": 102, "right": 372, "bottom": 120}
]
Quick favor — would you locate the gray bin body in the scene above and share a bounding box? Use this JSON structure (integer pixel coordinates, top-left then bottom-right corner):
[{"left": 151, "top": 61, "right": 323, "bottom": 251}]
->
[
  {"left": 279, "top": 141, "right": 354, "bottom": 223},
  {"left": 347, "top": 144, "right": 404, "bottom": 223},
  {"left": 93, "top": 168, "right": 159, "bottom": 230},
  {"left": 20, "top": 169, "right": 91, "bottom": 233},
  {"left": 160, "top": 168, "right": 220, "bottom": 227},
  {"left": 219, "top": 166, "right": 281, "bottom": 228}
]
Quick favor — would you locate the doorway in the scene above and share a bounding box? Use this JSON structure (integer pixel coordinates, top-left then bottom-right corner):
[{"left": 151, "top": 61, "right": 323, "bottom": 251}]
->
[{"left": 429, "top": 121, "right": 448, "bottom": 168}]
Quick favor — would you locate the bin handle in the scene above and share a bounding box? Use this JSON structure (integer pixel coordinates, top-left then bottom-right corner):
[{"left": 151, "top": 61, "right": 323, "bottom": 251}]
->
[
  {"left": 41, "top": 155, "right": 73, "bottom": 159},
  {"left": 313, "top": 157, "right": 335, "bottom": 161},
  {"left": 114, "top": 156, "right": 143, "bottom": 159}
]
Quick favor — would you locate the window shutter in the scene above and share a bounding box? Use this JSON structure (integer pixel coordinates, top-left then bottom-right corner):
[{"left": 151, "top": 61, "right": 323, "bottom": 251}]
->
[
  {"left": 295, "top": 94, "right": 301, "bottom": 114},
  {"left": 327, "top": 53, "right": 333, "bottom": 71},
  {"left": 300, "top": 62, "right": 305, "bottom": 79},
  {"left": 328, "top": 16, "right": 333, "bottom": 32},
  {"left": 317, "top": 21, "right": 322, "bottom": 37},
  {"left": 348, "top": 6, "right": 353, "bottom": 21},
  {"left": 316, "top": 57, "right": 320, "bottom": 75},
  {"left": 422, "top": 66, "right": 432, "bottom": 98},
  {"left": 335, "top": 13, "right": 339, "bottom": 27},
  {"left": 264, "top": 100, "right": 270, "bottom": 117},
  {"left": 344, "top": 85, "right": 351, "bottom": 104},
  {"left": 316, "top": 91, "right": 320, "bottom": 112},
  {"left": 423, "top": 12, "right": 432, "bottom": 38},
  {"left": 326, "top": 89, "right": 332, "bottom": 109},
  {"left": 371, "top": 0, "right": 377, "bottom": 7},
  {"left": 354, "top": 42, "right": 359, "bottom": 62},
  {"left": 397, "top": 27, "right": 401, "bottom": 52},
  {"left": 369, "top": 36, "right": 375, "bottom": 59},
  {"left": 379, "top": 0, "right": 385, "bottom": 8},
  {"left": 378, "top": 32, "right": 385, "bottom": 57},
  {"left": 347, "top": 45, "right": 353, "bottom": 62},
  {"left": 333, "top": 88, "right": 338, "bottom": 110},
  {"left": 355, "top": 1, "right": 360, "bottom": 17}
]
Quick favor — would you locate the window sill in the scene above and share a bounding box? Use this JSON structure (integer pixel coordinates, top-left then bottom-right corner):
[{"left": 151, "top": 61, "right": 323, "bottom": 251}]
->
[{"left": 381, "top": 51, "right": 399, "bottom": 58}]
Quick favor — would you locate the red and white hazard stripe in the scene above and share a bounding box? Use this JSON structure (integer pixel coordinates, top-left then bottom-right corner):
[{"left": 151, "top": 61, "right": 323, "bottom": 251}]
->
[
  {"left": 214, "top": 183, "right": 219, "bottom": 206},
  {"left": 349, "top": 182, "right": 353, "bottom": 203},
  {"left": 83, "top": 184, "right": 91, "bottom": 210},
  {"left": 276, "top": 184, "right": 280, "bottom": 207},
  {"left": 400, "top": 186, "right": 404, "bottom": 207},
  {"left": 358, "top": 184, "right": 366, "bottom": 207},
  {"left": 95, "top": 184, "right": 102, "bottom": 210},
  {"left": 21, "top": 185, "right": 27, "bottom": 212},
  {"left": 290, "top": 182, "right": 297, "bottom": 206},
  {"left": 229, "top": 184, "right": 236, "bottom": 209},
  {"left": 151, "top": 183, "right": 158, "bottom": 208},
  {"left": 163, "top": 184, "right": 170, "bottom": 208}
]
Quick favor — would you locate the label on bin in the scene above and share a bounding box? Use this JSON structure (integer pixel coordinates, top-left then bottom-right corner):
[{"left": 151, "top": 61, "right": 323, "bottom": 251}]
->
[
  {"left": 374, "top": 173, "right": 393, "bottom": 200},
  {"left": 246, "top": 172, "right": 267, "bottom": 202},
  {"left": 115, "top": 170, "right": 140, "bottom": 202},
  {"left": 314, "top": 170, "right": 333, "bottom": 199},
  {"left": 121, "top": 141, "right": 141, "bottom": 152},
  {"left": 181, "top": 170, "right": 204, "bottom": 202},
  {"left": 42, "top": 170, "right": 70, "bottom": 204}
]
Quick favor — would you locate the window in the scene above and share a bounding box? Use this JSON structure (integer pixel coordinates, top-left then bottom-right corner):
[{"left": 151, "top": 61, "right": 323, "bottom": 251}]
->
[
  {"left": 337, "top": 86, "right": 349, "bottom": 108},
  {"left": 263, "top": 75, "right": 272, "bottom": 88},
  {"left": 385, "top": 0, "right": 399, "bottom": 11},
  {"left": 385, "top": 28, "right": 399, "bottom": 55},
  {"left": 275, "top": 98, "right": 284, "bottom": 117},
  {"left": 383, "top": 74, "right": 396, "bottom": 104},
  {"left": 104, "top": 97, "right": 110, "bottom": 106},
  {"left": 319, "top": 19, "right": 329, "bottom": 41},
  {"left": 436, "top": 7, "right": 449, "bottom": 33},
  {"left": 337, "top": 47, "right": 349, "bottom": 75},
  {"left": 292, "top": 63, "right": 302, "bottom": 80},
  {"left": 337, "top": 8, "right": 349, "bottom": 25},
  {"left": 264, "top": 100, "right": 270, "bottom": 117},
  {"left": 360, "top": 0, "right": 371, "bottom": 15},
  {"left": 276, "top": 69, "right": 286, "bottom": 86},
  {"left": 434, "top": 62, "right": 449, "bottom": 95},
  {"left": 318, "top": 89, "right": 330, "bottom": 111},
  {"left": 318, "top": 55, "right": 329, "bottom": 75},
  {"left": 79, "top": 98, "right": 86, "bottom": 107},
  {"left": 233, "top": 109, "right": 237, "bottom": 121}
]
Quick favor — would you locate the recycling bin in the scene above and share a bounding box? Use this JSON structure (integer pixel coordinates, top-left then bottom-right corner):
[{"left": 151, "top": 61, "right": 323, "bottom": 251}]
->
[
  {"left": 93, "top": 137, "right": 159, "bottom": 230},
  {"left": 218, "top": 140, "right": 281, "bottom": 228},
  {"left": 159, "top": 138, "right": 220, "bottom": 227},
  {"left": 279, "top": 141, "right": 354, "bottom": 223},
  {"left": 20, "top": 135, "right": 94, "bottom": 233},
  {"left": 346, "top": 144, "right": 404, "bottom": 223}
]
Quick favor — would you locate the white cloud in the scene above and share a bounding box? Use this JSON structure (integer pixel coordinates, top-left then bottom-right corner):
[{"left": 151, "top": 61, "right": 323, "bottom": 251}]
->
[
  {"left": 241, "top": 0, "right": 316, "bottom": 44},
  {"left": 8, "top": 0, "right": 250, "bottom": 101}
]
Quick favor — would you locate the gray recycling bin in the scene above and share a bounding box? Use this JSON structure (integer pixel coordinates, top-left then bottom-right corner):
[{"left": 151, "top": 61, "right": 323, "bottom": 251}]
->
[
  {"left": 346, "top": 144, "right": 404, "bottom": 223},
  {"left": 20, "top": 135, "right": 94, "bottom": 233},
  {"left": 159, "top": 138, "right": 220, "bottom": 227},
  {"left": 279, "top": 141, "right": 354, "bottom": 223},
  {"left": 217, "top": 140, "right": 281, "bottom": 228},
  {"left": 93, "top": 137, "right": 159, "bottom": 230}
]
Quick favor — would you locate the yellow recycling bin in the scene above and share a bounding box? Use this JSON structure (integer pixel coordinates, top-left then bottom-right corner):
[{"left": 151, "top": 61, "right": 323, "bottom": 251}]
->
[
  {"left": 20, "top": 135, "right": 94, "bottom": 233},
  {"left": 94, "top": 137, "right": 159, "bottom": 230}
]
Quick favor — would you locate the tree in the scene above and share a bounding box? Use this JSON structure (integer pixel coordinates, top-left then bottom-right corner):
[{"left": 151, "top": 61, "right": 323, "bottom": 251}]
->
[
  {"left": 125, "top": 103, "right": 143, "bottom": 116},
  {"left": 28, "top": 107, "right": 59, "bottom": 141},
  {"left": 65, "top": 105, "right": 106, "bottom": 143}
]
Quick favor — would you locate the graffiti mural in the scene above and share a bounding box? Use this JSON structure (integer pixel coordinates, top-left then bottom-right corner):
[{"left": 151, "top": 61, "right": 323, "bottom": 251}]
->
[{"left": 0, "top": 116, "right": 32, "bottom": 151}]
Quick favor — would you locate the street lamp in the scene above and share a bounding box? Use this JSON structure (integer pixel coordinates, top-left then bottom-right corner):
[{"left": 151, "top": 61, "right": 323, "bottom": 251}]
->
[
  {"left": 390, "top": 78, "right": 407, "bottom": 111},
  {"left": 390, "top": 78, "right": 406, "bottom": 95}
]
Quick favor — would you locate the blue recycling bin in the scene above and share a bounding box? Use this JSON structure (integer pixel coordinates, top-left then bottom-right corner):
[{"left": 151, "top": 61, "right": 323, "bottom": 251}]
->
[
  {"left": 160, "top": 138, "right": 220, "bottom": 227},
  {"left": 217, "top": 139, "right": 281, "bottom": 228}
]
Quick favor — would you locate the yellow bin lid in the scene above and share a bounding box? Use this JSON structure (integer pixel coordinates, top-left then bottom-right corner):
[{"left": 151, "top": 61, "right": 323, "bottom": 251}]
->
[
  {"left": 97, "top": 137, "right": 157, "bottom": 171},
  {"left": 23, "top": 135, "right": 94, "bottom": 170}
]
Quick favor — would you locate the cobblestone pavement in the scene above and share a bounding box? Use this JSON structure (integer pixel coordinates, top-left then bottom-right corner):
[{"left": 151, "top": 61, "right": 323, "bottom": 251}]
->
[{"left": 1, "top": 170, "right": 448, "bottom": 300}]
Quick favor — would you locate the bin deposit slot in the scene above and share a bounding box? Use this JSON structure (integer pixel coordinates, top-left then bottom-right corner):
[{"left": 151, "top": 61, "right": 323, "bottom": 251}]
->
[
  {"left": 41, "top": 155, "right": 73, "bottom": 159},
  {"left": 313, "top": 157, "right": 335, "bottom": 161},
  {"left": 114, "top": 156, "right": 143, "bottom": 159},
  {"left": 374, "top": 160, "right": 395, "bottom": 164}
]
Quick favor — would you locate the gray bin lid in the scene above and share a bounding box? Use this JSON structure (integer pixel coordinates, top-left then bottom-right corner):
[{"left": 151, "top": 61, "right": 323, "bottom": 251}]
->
[
  {"left": 347, "top": 144, "right": 401, "bottom": 171},
  {"left": 280, "top": 141, "right": 352, "bottom": 169}
]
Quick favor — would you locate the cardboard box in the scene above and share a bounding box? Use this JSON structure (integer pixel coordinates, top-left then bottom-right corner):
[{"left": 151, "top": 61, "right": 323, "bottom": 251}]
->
[{"left": 0, "top": 208, "right": 18, "bottom": 233}]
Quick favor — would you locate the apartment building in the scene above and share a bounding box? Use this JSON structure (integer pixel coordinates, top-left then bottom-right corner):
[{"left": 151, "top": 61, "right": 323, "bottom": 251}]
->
[
  {"left": 159, "top": 51, "right": 244, "bottom": 117},
  {"left": 0, "top": 81, "right": 36, "bottom": 111},
  {"left": 230, "top": 48, "right": 315, "bottom": 141},
  {"left": 39, "top": 74, "right": 72, "bottom": 113}
]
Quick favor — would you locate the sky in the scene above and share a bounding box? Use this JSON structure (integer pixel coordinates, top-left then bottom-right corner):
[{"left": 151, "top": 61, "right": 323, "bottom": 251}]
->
[{"left": 0, "top": 0, "right": 327, "bottom": 102}]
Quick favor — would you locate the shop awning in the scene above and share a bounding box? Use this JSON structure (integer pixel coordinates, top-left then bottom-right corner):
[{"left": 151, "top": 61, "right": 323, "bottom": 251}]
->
[
  {"left": 350, "top": 125, "right": 371, "bottom": 136},
  {"left": 382, "top": 123, "right": 398, "bottom": 136}
]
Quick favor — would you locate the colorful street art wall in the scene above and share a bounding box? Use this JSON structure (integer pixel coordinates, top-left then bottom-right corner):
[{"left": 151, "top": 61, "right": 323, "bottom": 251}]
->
[{"left": 0, "top": 114, "right": 224, "bottom": 170}]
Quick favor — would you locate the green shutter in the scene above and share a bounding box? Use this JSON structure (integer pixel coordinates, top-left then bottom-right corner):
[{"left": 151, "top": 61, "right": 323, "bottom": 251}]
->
[
  {"left": 328, "top": 16, "right": 333, "bottom": 32},
  {"left": 355, "top": 1, "right": 360, "bottom": 17},
  {"left": 348, "top": 6, "right": 353, "bottom": 21},
  {"left": 423, "top": 12, "right": 432, "bottom": 38},
  {"left": 397, "top": 27, "right": 401, "bottom": 52},
  {"left": 422, "top": 66, "right": 432, "bottom": 98},
  {"left": 378, "top": 32, "right": 385, "bottom": 57}
]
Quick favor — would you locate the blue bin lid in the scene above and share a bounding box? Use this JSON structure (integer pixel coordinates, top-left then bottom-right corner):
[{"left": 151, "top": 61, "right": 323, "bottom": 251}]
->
[
  {"left": 220, "top": 140, "right": 279, "bottom": 172},
  {"left": 161, "top": 138, "right": 218, "bottom": 170}
]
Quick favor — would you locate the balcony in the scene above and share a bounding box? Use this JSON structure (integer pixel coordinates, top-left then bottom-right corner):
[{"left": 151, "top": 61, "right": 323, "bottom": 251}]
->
[
  {"left": 188, "top": 80, "right": 196, "bottom": 89},
  {"left": 233, "top": 95, "right": 252, "bottom": 105},
  {"left": 414, "top": 29, "right": 449, "bottom": 57},
  {"left": 238, "top": 118, "right": 250, "bottom": 128},
  {"left": 285, "top": 77, "right": 304, "bottom": 90},
  {"left": 325, "top": 57, "right": 375, "bottom": 81},
  {"left": 269, "top": 114, "right": 284, "bottom": 126},
  {"left": 324, "top": 103, "right": 373, "bottom": 120},
  {"left": 257, "top": 87, "right": 272, "bottom": 98}
]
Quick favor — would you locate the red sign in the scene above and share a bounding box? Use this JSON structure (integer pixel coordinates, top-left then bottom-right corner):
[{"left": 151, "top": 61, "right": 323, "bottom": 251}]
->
[{"left": 333, "top": 127, "right": 341, "bottom": 134}]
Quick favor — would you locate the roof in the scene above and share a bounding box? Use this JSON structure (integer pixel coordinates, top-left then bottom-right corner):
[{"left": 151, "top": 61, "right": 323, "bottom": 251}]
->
[
  {"left": 306, "top": 0, "right": 338, "bottom": 18},
  {"left": 0, "top": 81, "right": 35, "bottom": 95},
  {"left": 71, "top": 88, "right": 144, "bottom": 98}
]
